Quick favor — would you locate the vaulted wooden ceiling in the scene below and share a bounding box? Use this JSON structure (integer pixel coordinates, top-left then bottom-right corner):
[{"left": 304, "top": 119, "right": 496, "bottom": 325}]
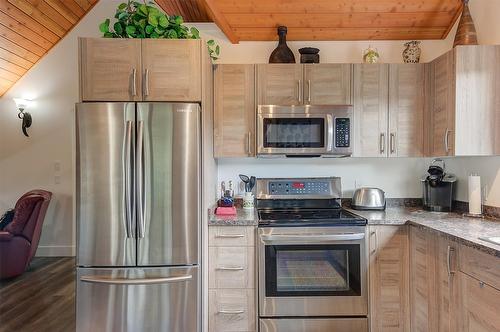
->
[
  {"left": 0, "top": 0, "right": 464, "bottom": 97},
  {"left": 0, "top": 0, "right": 97, "bottom": 97}
]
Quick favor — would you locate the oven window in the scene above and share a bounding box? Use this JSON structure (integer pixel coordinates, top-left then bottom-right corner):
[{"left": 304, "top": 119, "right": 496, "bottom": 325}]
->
[
  {"left": 265, "top": 244, "right": 361, "bottom": 297},
  {"left": 263, "top": 118, "right": 324, "bottom": 148}
]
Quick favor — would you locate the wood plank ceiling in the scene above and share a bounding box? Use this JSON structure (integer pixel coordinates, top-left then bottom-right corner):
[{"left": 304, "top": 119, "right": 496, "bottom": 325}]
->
[
  {"left": 159, "top": 0, "right": 464, "bottom": 44},
  {"left": 0, "top": 0, "right": 97, "bottom": 97}
]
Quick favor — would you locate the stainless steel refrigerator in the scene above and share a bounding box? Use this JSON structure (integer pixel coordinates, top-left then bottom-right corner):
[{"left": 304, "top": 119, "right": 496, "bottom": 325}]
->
[{"left": 75, "top": 102, "right": 200, "bottom": 332}]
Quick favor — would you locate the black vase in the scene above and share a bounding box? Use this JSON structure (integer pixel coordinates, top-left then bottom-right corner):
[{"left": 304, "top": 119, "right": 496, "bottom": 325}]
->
[{"left": 269, "top": 26, "right": 295, "bottom": 63}]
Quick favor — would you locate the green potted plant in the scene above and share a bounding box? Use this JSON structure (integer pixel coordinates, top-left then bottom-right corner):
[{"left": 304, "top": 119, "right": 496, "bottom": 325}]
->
[{"left": 99, "top": 1, "right": 220, "bottom": 60}]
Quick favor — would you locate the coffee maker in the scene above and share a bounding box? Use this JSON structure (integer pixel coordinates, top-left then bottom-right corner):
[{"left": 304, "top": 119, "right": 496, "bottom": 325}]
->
[{"left": 421, "top": 159, "right": 456, "bottom": 212}]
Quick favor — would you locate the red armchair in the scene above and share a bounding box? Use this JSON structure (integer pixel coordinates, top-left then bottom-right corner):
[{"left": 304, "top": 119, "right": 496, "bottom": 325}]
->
[{"left": 0, "top": 190, "right": 52, "bottom": 279}]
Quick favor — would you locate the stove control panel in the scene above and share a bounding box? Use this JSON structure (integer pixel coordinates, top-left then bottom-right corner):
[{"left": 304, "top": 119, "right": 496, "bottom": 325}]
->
[{"left": 269, "top": 180, "right": 330, "bottom": 195}]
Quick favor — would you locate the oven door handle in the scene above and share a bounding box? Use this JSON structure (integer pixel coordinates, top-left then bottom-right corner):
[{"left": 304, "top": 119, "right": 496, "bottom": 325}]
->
[{"left": 260, "top": 233, "right": 365, "bottom": 243}]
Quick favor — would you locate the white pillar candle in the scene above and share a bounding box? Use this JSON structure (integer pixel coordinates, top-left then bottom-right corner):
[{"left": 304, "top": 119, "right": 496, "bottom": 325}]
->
[{"left": 468, "top": 174, "right": 482, "bottom": 215}]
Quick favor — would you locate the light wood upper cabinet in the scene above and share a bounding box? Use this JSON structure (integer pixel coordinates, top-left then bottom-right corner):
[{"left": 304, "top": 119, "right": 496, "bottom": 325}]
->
[
  {"left": 79, "top": 38, "right": 142, "bottom": 101},
  {"left": 257, "top": 64, "right": 303, "bottom": 105},
  {"left": 142, "top": 39, "right": 201, "bottom": 102},
  {"left": 388, "top": 64, "right": 425, "bottom": 157},
  {"left": 353, "top": 64, "right": 389, "bottom": 157},
  {"left": 303, "top": 64, "right": 352, "bottom": 105},
  {"left": 79, "top": 38, "right": 202, "bottom": 102},
  {"left": 428, "top": 51, "right": 455, "bottom": 157},
  {"left": 214, "top": 65, "right": 255, "bottom": 158},
  {"left": 369, "top": 225, "right": 410, "bottom": 332}
]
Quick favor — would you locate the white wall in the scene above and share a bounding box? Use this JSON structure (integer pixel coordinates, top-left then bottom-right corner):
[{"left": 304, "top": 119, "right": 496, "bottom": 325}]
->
[
  {"left": 0, "top": 0, "right": 119, "bottom": 256},
  {"left": 0, "top": 1, "right": 499, "bottom": 258}
]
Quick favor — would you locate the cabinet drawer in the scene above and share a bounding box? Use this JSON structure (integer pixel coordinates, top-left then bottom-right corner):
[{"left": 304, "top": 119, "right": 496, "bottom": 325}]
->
[
  {"left": 209, "top": 289, "right": 256, "bottom": 332},
  {"left": 459, "top": 244, "right": 500, "bottom": 290},
  {"left": 209, "top": 226, "right": 255, "bottom": 247},
  {"left": 209, "top": 246, "right": 254, "bottom": 289}
]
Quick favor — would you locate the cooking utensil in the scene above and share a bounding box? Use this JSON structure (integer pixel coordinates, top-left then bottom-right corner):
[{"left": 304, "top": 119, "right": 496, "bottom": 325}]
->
[
  {"left": 351, "top": 188, "right": 386, "bottom": 210},
  {"left": 249, "top": 176, "right": 256, "bottom": 192},
  {"left": 239, "top": 174, "right": 250, "bottom": 192}
]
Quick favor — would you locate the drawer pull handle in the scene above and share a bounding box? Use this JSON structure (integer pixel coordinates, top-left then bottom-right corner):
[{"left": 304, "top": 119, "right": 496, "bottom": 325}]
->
[
  {"left": 218, "top": 309, "right": 244, "bottom": 315},
  {"left": 216, "top": 234, "right": 245, "bottom": 238},
  {"left": 217, "top": 266, "right": 244, "bottom": 271}
]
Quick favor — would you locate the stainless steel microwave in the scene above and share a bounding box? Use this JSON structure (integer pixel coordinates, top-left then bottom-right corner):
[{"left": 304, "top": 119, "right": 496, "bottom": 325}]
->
[{"left": 257, "top": 105, "right": 353, "bottom": 157}]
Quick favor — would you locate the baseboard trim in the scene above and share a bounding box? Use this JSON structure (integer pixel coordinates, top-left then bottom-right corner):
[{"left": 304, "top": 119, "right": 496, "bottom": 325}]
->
[{"left": 35, "top": 245, "right": 75, "bottom": 257}]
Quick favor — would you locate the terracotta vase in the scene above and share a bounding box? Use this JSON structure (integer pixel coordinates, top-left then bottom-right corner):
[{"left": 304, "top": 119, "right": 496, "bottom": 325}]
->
[
  {"left": 269, "top": 26, "right": 295, "bottom": 63},
  {"left": 454, "top": 0, "right": 478, "bottom": 47}
]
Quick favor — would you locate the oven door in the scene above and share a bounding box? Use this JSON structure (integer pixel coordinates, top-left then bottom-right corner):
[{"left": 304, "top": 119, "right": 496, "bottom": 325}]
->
[
  {"left": 258, "top": 226, "right": 368, "bottom": 317},
  {"left": 257, "top": 113, "right": 333, "bottom": 156}
]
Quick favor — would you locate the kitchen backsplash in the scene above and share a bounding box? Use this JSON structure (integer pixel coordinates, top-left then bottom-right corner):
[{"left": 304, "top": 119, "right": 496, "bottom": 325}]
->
[{"left": 217, "top": 157, "right": 432, "bottom": 199}]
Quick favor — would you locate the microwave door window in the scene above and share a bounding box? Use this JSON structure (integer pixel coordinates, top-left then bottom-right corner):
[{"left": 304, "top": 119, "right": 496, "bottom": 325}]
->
[{"left": 264, "top": 118, "right": 325, "bottom": 148}]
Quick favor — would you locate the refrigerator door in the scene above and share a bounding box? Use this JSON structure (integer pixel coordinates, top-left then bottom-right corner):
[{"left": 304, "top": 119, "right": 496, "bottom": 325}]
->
[
  {"left": 76, "top": 266, "right": 199, "bottom": 332},
  {"left": 76, "top": 103, "right": 136, "bottom": 267},
  {"left": 136, "top": 103, "right": 200, "bottom": 266}
]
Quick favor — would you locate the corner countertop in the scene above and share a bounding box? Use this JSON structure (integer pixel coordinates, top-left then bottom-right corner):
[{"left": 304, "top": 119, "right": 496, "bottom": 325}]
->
[{"left": 350, "top": 207, "right": 500, "bottom": 257}]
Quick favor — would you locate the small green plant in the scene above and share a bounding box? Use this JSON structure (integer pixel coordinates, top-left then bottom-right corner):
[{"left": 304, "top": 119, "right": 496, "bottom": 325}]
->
[{"left": 99, "top": 1, "right": 219, "bottom": 60}]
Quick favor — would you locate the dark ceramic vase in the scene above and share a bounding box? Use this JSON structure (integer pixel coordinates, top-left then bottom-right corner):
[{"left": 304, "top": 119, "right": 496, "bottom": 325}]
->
[{"left": 269, "top": 26, "right": 295, "bottom": 63}]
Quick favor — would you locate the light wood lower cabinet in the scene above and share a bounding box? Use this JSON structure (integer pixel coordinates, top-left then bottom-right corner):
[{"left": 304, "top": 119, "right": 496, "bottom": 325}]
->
[
  {"left": 436, "top": 235, "right": 459, "bottom": 332},
  {"left": 208, "top": 226, "right": 256, "bottom": 332},
  {"left": 368, "top": 225, "right": 410, "bottom": 332}
]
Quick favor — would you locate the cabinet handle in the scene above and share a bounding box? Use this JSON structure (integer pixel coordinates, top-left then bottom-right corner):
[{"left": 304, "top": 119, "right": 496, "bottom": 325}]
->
[
  {"left": 216, "top": 234, "right": 245, "bottom": 238},
  {"left": 390, "top": 133, "right": 396, "bottom": 154},
  {"left": 144, "top": 69, "right": 150, "bottom": 97},
  {"left": 131, "top": 68, "right": 137, "bottom": 96},
  {"left": 444, "top": 128, "right": 451, "bottom": 154},
  {"left": 247, "top": 131, "right": 252, "bottom": 156},
  {"left": 370, "top": 231, "right": 377, "bottom": 254},
  {"left": 379, "top": 133, "right": 386, "bottom": 154},
  {"left": 218, "top": 309, "right": 244, "bottom": 315},
  {"left": 307, "top": 79, "right": 311, "bottom": 103},
  {"left": 447, "top": 245, "right": 455, "bottom": 276},
  {"left": 297, "top": 80, "right": 302, "bottom": 103},
  {"left": 216, "top": 266, "right": 244, "bottom": 271}
]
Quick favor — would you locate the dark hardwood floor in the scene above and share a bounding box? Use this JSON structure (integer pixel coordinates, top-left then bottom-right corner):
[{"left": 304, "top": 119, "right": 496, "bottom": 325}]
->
[{"left": 0, "top": 257, "right": 75, "bottom": 332}]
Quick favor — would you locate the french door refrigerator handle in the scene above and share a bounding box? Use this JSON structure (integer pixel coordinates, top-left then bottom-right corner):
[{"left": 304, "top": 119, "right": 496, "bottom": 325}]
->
[
  {"left": 80, "top": 274, "right": 193, "bottom": 285},
  {"left": 137, "top": 120, "right": 146, "bottom": 238},
  {"left": 124, "top": 120, "right": 134, "bottom": 238}
]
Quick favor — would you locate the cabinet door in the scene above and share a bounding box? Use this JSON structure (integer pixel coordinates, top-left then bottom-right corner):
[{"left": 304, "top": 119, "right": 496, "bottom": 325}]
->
[
  {"left": 457, "top": 272, "right": 500, "bottom": 332},
  {"left": 429, "top": 51, "right": 455, "bottom": 157},
  {"left": 369, "top": 225, "right": 410, "bottom": 332},
  {"left": 79, "top": 38, "right": 141, "bottom": 101},
  {"left": 304, "top": 64, "right": 352, "bottom": 105},
  {"left": 353, "top": 64, "right": 389, "bottom": 157},
  {"left": 388, "top": 64, "right": 425, "bottom": 157},
  {"left": 409, "top": 226, "right": 438, "bottom": 332},
  {"left": 436, "top": 235, "right": 459, "bottom": 332},
  {"left": 142, "top": 39, "right": 201, "bottom": 101},
  {"left": 257, "top": 64, "right": 303, "bottom": 105},
  {"left": 214, "top": 65, "right": 255, "bottom": 157}
]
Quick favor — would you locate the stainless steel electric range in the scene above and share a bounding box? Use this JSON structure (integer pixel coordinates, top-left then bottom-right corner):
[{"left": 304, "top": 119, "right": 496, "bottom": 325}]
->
[{"left": 256, "top": 177, "right": 369, "bottom": 332}]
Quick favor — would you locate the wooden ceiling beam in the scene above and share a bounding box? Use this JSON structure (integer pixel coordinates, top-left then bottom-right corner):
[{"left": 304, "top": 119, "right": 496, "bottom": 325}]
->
[{"left": 199, "top": 0, "right": 239, "bottom": 43}]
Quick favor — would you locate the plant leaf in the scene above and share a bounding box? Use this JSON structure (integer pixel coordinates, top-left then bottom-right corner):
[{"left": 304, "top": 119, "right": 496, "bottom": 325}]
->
[
  {"left": 207, "top": 39, "right": 215, "bottom": 46},
  {"left": 126, "top": 25, "right": 136, "bottom": 36},
  {"left": 150, "top": 31, "right": 160, "bottom": 38},
  {"left": 148, "top": 13, "right": 158, "bottom": 27},
  {"left": 215, "top": 45, "right": 220, "bottom": 55},
  {"left": 145, "top": 24, "right": 154, "bottom": 35},
  {"left": 113, "top": 21, "right": 123, "bottom": 35},
  {"left": 118, "top": 3, "right": 127, "bottom": 10},
  {"left": 99, "top": 19, "right": 110, "bottom": 33},
  {"left": 158, "top": 15, "right": 168, "bottom": 28}
]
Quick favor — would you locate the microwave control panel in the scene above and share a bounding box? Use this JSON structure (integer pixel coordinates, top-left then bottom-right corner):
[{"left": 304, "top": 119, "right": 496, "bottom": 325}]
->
[
  {"left": 335, "top": 118, "right": 350, "bottom": 148},
  {"left": 268, "top": 180, "right": 330, "bottom": 195}
]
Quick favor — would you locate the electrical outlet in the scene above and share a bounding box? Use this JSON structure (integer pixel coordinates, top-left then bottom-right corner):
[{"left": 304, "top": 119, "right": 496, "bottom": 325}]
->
[
  {"left": 54, "top": 175, "right": 61, "bottom": 185},
  {"left": 54, "top": 160, "right": 61, "bottom": 172}
]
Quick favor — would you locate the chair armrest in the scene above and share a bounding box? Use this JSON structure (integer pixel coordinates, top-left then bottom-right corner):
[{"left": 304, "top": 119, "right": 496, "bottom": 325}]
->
[{"left": 0, "top": 231, "right": 14, "bottom": 242}]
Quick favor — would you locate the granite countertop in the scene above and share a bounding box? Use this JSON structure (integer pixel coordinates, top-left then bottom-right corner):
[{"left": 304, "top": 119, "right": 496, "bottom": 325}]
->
[
  {"left": 350, "top": 207, "right": 500, "bottom": 257},
  {"left": 208, "top": 206, "right": 258, "bottom": 226}
]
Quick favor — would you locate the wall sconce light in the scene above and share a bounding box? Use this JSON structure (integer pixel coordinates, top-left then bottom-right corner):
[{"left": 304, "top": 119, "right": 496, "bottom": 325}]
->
[{"left": 13, "top": 98, "right": 33, "bottom": 137}]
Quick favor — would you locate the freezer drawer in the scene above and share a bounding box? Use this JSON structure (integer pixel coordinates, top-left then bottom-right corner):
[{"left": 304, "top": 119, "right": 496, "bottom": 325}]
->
[
  {"left": 260, "top": 318, "right": 368, "bottom": 332},
  {"left": 76, "top": 266, "right": 199, "bottom": 332}
]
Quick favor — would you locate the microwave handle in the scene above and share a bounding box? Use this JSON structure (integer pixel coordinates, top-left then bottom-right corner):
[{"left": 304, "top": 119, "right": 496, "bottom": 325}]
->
[{"left": 326, "top": 114, "right": 334, "bottom": 152}]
